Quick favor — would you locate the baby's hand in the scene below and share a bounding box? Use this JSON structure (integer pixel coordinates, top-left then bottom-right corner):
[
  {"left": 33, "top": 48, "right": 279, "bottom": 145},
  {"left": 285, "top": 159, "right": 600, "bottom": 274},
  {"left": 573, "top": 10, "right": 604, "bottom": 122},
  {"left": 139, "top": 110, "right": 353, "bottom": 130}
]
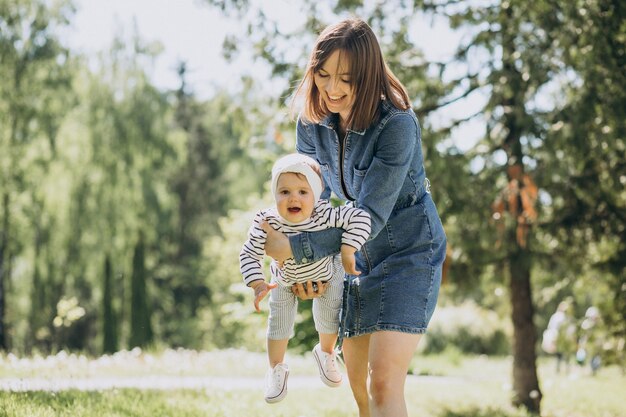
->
[
  {"left": 250, "top": 281, "right": 278, "bottom": 312},
  {"left": 341, "top": 245, "right": 361, "bottom": 276}
]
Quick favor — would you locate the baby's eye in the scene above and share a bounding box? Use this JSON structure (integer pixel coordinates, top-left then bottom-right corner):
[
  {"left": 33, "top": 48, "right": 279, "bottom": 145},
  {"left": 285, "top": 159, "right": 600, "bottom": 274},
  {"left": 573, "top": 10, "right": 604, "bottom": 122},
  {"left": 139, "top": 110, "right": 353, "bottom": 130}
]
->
[
  {"left": 280, "top": 190, "right": 290, "bottom": 195},
  {"left": 299, "top": 190, "right": 309, "bottom": 195}
]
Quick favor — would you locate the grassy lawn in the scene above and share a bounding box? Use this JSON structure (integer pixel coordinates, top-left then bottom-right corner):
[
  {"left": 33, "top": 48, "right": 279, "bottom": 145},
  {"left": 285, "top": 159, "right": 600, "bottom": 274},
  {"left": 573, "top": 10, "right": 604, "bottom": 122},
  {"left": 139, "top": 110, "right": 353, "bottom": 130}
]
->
[{"left": 0, "top": 349, "right": 624, "bottom": 417}]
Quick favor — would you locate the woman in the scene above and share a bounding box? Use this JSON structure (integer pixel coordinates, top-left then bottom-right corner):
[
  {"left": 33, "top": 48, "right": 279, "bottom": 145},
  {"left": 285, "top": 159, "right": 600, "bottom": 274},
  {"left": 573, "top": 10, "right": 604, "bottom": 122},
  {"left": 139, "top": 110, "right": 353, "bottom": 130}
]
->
[{"left": 263, "top": 17, "right": 446, "bottom": 417}]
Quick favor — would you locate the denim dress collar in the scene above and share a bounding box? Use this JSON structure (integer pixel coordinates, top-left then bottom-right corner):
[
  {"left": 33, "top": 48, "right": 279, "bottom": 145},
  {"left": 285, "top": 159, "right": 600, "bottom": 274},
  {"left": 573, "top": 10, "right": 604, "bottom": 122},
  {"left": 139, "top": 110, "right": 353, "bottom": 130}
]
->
[{"left": 319, "top": 112, "right": 367, "bottom": 136}]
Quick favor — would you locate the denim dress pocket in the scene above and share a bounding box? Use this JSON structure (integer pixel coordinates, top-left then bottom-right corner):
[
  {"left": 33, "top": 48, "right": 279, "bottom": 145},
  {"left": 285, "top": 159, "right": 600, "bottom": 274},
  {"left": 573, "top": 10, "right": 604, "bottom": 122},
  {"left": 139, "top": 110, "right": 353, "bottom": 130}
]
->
[{"left": 352, "top": 167, "right": 367, "bottom": 196}]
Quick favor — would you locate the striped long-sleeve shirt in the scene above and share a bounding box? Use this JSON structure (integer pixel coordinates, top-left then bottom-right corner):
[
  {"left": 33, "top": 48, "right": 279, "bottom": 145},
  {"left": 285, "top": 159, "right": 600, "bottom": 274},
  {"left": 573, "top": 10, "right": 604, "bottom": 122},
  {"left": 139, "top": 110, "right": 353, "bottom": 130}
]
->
[{"left": 240, "top": 200, "right": 371, "bottom": 287}]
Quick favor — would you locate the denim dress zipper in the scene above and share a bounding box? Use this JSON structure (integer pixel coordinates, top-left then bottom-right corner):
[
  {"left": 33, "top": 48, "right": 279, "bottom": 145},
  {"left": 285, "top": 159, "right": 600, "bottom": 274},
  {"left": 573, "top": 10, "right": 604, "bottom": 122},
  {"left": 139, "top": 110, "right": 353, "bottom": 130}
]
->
[
  {"left": 336, "top": 128, "right": 372, "bottom": 273},
  {"left": 338, "top": 131, "right": 353, "bottom": 202}
]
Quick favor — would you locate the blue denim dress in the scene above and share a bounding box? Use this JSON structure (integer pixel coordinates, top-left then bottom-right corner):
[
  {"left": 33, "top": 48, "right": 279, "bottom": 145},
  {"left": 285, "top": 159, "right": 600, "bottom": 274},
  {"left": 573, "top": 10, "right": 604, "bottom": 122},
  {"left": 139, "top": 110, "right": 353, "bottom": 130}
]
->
[{"left": 290, "top": 100, "right": 447, "bottom": 338}]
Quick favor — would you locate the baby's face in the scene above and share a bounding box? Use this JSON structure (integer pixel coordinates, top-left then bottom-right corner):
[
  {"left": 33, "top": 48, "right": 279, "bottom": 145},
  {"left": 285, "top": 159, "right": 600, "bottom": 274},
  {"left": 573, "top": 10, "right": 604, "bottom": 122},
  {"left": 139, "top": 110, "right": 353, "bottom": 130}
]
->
[{"left": 275, "top": 172, "right": 316, "bottom": 223}]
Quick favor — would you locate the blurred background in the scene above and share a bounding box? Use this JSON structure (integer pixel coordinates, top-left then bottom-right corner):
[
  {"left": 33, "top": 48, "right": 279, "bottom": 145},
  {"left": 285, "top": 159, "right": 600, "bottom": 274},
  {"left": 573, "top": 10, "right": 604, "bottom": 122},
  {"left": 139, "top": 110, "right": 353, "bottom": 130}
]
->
[{"left": 0, "top": 0, "right": 624, "bottom": 414}]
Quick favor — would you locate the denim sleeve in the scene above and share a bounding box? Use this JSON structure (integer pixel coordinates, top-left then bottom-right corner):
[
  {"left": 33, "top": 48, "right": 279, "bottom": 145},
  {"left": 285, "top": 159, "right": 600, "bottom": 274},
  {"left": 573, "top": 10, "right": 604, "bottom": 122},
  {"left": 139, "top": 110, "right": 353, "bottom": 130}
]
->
[
  {"left": 289, "top": 227, "right": 343, "bottom": 264},
  {"left": 357, "top": 113, "right": 418, "bottom": 239}
]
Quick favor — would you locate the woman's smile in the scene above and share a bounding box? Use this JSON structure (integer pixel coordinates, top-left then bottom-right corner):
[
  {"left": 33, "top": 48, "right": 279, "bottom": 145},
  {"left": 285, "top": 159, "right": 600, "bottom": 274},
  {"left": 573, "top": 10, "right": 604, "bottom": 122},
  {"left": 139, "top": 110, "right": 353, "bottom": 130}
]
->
[
  {"left": 314, "top": 50, "right": 355, "bottom": 122},
  {"left": 327, "top": 94, "right": 347, "bottom": 104}
]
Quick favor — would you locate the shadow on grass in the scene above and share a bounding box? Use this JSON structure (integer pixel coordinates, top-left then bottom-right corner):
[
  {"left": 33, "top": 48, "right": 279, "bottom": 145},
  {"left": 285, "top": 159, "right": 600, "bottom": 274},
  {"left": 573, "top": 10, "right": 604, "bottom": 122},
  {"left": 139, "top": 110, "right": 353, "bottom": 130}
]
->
[{"left": 439, "top": 406, "right": 533, "bottom": 417}]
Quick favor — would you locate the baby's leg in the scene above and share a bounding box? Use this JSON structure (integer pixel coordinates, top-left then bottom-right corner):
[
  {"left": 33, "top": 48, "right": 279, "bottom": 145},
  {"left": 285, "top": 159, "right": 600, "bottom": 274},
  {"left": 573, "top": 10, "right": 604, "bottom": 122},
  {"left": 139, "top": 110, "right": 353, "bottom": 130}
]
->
[
  {"left": 267, "top": 283, "right": 297, "bottom": 366},
  {"left": 313, "top": 275, "right": 343, "bottom": 353},
  {"left": 312, "top": 273, "right": 344, "bottom": 388}
]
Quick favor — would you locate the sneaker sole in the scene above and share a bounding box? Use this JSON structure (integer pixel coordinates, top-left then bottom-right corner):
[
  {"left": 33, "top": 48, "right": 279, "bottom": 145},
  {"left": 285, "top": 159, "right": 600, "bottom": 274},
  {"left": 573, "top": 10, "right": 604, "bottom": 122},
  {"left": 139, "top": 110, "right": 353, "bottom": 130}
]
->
[
  {"left": 264, "top": 369, "right": 289, "bottom": 404},
  {"left": 313, "top": 349, "right": 342, "bottom": 388}
]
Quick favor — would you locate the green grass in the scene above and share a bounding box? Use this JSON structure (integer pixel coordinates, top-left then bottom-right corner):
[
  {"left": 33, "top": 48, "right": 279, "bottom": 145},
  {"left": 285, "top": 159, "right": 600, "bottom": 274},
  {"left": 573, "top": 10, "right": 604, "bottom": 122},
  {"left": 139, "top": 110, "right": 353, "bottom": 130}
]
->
[
  {"left": 0, "top": 388, "right": 357, "bottom": 417},
  {"left": 0, "top": 350, "right": 624, "bottom": 417}
]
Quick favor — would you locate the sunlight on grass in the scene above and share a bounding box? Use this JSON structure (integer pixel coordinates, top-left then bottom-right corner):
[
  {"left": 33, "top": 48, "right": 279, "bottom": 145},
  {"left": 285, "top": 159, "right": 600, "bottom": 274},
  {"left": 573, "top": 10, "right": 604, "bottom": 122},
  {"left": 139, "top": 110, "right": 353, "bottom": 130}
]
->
[
  {"left": 0, "top": 350, "right": 624, "bottom": 417},
  {"left": 0, "top": 348, "right": 317, "bottom": 379}
]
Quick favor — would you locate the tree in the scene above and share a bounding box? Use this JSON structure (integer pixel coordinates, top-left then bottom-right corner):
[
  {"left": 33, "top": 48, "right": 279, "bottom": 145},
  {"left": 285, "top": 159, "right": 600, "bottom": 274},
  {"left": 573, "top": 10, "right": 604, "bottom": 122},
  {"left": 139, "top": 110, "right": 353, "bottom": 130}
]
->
[
  {"left": 77, "top": 29, "right": 179, "bottom": 351},
  {"left": 0, "top": 0, "right": 75, "bottom": 350},
  {"left": 102, "top": 254, "right": 118, "bottom": 353},
  {"left": 539, "top": 0, "right": 625, "bottom": 362},
  {"left": 2, "top": 0, "right": 289, "bottom": 353},
  {"left": 129, "top": 232, "right": 152, "bottom": 348}
]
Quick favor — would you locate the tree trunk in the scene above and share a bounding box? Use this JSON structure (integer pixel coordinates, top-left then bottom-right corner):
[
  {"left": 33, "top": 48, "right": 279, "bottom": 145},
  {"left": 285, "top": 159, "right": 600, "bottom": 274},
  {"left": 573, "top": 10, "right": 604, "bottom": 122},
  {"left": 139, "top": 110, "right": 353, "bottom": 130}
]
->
[
  {"left": 509, "top": 247, "right": 542, "bottom": 412},
  {"left": 130, "top": 232, "right": 152, "bottom": 348},
  {"left": 0, "top": 192, "right": 9, "bottom": 350},
  {"left": 0, "top": 250, "right": 6, "bottom": 351},
  {"left": 102, "top": 254, "right": 118, "bottom": 353},
  {"left": 499, "top": 3, "right": 542, "bottom": 413}
]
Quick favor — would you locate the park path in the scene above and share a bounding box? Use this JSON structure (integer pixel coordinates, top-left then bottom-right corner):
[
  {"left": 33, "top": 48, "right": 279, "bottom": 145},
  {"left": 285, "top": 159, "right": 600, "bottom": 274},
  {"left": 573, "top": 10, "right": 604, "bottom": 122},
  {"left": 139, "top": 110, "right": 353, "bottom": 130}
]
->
[
  {"left": 0, "top": 350, "right": 471, "bottom": 392},
  {"left": 0, "top": 374, "right": 464, "bottom": 392}
]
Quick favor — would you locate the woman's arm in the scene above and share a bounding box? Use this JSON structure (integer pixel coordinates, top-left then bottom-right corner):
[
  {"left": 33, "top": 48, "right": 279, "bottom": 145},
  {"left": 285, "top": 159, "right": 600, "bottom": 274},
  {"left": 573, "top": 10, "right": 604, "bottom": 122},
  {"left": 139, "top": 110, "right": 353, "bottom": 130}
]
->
[
  {"left": 289, "top": 113, "right": 419, "bottom": 263},
  {"left": 289, "top": 227, "right": 343, "bottom": 264},
  {"left": 262, "top": 222, "right": 339, "bottom": 300},
  {"left": 355, "top": 112, "right": 418, "bottom": 240}
]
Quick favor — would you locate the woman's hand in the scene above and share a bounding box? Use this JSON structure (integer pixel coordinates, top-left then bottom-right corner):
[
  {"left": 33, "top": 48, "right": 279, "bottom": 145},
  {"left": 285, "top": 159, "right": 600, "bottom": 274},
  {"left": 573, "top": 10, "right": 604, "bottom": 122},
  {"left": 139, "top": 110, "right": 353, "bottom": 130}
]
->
[
  {"left": 261, "top": 221, "right": 293, "bottom": 265},
  {"left": 291, "top": 281, "right": 328, "bottom": 300},
  {"left": 261, "top": 221, "right": 326, "bottom": 300}
]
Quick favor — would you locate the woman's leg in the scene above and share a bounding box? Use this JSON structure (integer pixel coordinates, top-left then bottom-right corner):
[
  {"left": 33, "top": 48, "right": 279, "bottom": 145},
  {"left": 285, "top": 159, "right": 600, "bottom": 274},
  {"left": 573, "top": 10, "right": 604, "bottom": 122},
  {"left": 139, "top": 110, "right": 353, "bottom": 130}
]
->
[
  {"left": 368, "top": 331, "right": 422, "bottom": 417},
  {"left": 342, "top": 334, "right": 371, "bottom": 417}
]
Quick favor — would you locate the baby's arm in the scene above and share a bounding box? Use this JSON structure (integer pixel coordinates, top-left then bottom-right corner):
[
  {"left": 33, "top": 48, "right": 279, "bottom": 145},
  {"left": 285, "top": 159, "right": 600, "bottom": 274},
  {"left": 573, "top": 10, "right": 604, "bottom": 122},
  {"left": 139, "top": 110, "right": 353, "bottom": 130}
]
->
[
  {"left": 340, "top": 244, "right": 359, "bottom": 275},
  {"left": 239, "top": 210, "right": 277, "bottom": 311},
  {"left": 321, "top": 202, "right": 372, "bottom": 275},
  {"left": 249, "top": 280, "right": 278, "bottom": 312}
]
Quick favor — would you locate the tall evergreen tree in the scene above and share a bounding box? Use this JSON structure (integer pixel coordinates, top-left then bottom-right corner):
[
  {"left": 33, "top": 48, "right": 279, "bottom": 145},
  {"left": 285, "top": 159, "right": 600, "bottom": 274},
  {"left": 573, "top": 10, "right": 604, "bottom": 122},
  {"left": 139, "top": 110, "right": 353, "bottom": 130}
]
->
[
  {"left": 102, "top": 254, "right": 118, "bottom": 353},
  {"left": 540, "top": 0, "right": 626, "bottom": 355},
  {"left": 129, "top": 232, "right": 152, "bottom": 348}
]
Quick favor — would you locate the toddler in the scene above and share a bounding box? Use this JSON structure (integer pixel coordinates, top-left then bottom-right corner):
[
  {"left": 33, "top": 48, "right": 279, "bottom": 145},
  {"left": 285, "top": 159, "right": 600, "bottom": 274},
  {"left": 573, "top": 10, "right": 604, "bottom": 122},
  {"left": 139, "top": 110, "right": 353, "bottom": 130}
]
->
[{"left": 239, "top": 153, "right": 370, "bottom": 403}]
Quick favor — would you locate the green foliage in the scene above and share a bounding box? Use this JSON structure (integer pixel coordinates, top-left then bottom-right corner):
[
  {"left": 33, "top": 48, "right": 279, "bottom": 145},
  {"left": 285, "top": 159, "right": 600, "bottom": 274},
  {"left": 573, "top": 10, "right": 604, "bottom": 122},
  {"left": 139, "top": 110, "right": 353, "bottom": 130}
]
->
[
  {"left": 424, "top": 301, "right": 511, "bottom": 356},
  {"left": 537, "top": 0, "right": 626, "bottom": 349},
  {"left": 200, "top": 203, "right": 270, "bottom": 350},
  {"left": 1, "top": 2, "right": 290, "bottom": 353},
  {"left": 0, "top": 0, "right": 77, "bottom": 351}
]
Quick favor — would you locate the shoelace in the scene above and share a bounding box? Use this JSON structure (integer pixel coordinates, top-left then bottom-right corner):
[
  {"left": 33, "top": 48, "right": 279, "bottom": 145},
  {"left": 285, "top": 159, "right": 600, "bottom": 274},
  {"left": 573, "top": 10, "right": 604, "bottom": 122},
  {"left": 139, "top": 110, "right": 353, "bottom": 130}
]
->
[
  {"left": 324, "top": 352, "right": 338, "bottom": 372},
  {"left": 271, "top": 366, "right": 286, "bottom": 384}
]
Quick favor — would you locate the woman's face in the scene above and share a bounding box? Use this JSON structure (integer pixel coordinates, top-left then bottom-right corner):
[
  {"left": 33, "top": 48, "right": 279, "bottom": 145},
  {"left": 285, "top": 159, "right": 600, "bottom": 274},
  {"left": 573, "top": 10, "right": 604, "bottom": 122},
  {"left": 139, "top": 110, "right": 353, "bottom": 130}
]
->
[{"left": 313, "top": 49, "right": 355, "bottom": 124}]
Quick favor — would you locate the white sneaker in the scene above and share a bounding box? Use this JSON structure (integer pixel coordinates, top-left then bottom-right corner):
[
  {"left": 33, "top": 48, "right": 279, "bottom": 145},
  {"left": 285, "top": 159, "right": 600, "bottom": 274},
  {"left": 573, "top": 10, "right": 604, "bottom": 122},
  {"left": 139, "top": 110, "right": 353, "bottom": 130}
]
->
[
  {"left": 312, "top": 343, "right": 342, "bottom": 387},
  {"left": 264, "top": 363, "right": 289, "bottom": 403}
]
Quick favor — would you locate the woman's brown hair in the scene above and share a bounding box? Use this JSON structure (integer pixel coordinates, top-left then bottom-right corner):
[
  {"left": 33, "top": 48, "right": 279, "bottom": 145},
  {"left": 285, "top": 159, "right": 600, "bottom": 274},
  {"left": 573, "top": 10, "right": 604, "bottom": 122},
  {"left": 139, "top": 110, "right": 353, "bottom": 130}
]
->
[{"left": 293, "top": 18, "right": 410, "bottom": 132}]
